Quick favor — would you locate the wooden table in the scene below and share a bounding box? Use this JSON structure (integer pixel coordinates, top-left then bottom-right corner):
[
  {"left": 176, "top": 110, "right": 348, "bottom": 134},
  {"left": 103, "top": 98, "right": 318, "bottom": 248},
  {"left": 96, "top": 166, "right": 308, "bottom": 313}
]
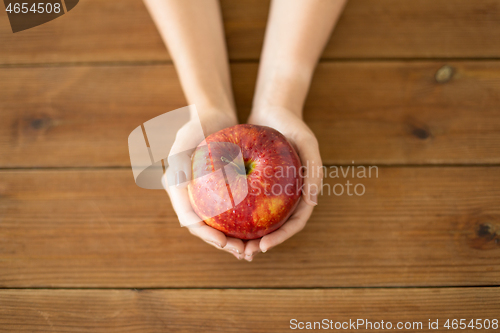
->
[{"left": 1, "top": 0, "right": 499, "bottom": 331}]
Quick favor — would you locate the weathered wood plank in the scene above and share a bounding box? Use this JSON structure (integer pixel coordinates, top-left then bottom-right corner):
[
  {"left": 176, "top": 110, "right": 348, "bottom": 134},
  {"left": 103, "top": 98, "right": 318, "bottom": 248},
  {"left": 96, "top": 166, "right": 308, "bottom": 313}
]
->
[
  {"left": 1, "top": 0, "right": 500, "bottom": 64},
  {"left": 0, "top": 167, "right": 499, "bottom": 287},
  {"left": 0, "top": 0, "right": 167, "bottom": 64},
  {"left": 0, "top": 288, "right": 499, "bottom": 332},
  {"left": 1, "top": 61, "right": 500, "bottom": 167}
]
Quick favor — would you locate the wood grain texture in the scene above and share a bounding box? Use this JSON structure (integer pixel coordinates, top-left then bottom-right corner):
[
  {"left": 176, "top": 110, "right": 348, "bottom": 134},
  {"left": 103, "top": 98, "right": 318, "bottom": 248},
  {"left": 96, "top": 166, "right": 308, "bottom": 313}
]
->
[
  {"left": 2, "top": 61, "right": 500, "bottom": 167},
  {"left": 0, "top": 0, "right": 167, "bottom": 64},
  {"left": 0, "top": 288, "right": 499, "bottom": 332},
  {"left": 1, "top": 0, "right": 497, "bottom": 328},
  {"left": 1, "top": 0, "right": 500, "bottom": 64},
  {"left": 0, "top": 167, "right": 499, "bottom": 288}
]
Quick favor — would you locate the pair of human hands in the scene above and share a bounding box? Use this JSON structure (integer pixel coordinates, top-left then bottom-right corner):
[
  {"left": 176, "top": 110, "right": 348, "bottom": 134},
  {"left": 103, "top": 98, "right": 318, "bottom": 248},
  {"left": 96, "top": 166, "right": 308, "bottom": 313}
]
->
[{"left": 162, "top": 106, "right": 323, "bottom": 262}]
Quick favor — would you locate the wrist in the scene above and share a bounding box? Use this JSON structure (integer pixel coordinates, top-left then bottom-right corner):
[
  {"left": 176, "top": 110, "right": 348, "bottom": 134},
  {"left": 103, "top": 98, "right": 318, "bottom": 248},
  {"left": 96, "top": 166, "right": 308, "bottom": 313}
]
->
[
  {"left": 193, "top": 94, "right": 238, "bottom": 124},
  {"left": 249, "top": 105, "right": 302, "bottom": 126},
  {"left": 180, "top": 68, "right": 237, "bottom": 123},
  {"left": 252, "top": 63, "right": 312, "bottom": 119},
  {"left": 251, "top": 103, "right": 302, "bottom": 121},
  {"left": 196, "top": 103, "right": 238, "bottom": 135}
]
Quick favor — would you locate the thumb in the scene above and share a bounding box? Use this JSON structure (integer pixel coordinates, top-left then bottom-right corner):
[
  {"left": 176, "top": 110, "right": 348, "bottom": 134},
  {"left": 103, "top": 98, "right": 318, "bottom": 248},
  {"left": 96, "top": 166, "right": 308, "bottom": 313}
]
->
[
  {"left": 165, "top": 121, "right": 203, "bottom": 189},
  {"left": 165, "top": 151, "right": 192, "bottom": 188}
]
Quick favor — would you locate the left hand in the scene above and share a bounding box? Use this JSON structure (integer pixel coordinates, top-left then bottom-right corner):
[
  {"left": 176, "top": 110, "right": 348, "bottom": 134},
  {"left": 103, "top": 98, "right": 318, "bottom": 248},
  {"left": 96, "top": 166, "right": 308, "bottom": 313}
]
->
[{"left": 243, "top": 106, "right": 323, "bottom": 262}]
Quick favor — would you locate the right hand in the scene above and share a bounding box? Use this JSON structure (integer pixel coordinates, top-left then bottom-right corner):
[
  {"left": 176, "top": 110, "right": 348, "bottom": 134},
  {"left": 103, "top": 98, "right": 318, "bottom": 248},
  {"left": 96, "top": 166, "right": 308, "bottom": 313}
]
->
[{"left": 162, "top": 107, "right": 247, "bottom": 260}]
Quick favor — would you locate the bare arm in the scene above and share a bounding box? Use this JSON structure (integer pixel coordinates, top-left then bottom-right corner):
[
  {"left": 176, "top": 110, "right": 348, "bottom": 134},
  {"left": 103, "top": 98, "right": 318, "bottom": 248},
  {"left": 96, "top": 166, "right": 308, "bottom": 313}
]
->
[
  {"left": 144, "top": 0, "right": 236, "bottom": 123},
  {"left": 144, "top": 0, "right": 245, "bottom": 259},
  {"left": 247, "top": 0, "right": 347, "bottom": 256},
  {"left": 253, "top": 0, "right": 346, "bottom": 116}
]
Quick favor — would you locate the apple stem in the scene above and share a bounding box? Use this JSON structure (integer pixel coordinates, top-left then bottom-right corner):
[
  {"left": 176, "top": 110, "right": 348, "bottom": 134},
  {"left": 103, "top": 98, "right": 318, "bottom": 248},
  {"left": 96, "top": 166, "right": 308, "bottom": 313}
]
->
[{"left": 221, "top": 156, "right": 245, "bottom": 175}]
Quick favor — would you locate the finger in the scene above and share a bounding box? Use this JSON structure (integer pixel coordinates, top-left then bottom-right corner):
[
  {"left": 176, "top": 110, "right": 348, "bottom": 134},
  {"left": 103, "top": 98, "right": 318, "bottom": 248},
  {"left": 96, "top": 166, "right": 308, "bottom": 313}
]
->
[
  {"left": 187, "top": 221, "right": 228, "bottom": 249},
  {"left": 166, "top": 151, "right": 192, "bottom": 188},
  {"left": 203, "top": 239, "right": 226, "bottom": 250},
  {"left": 293, "top": 135, "right": 323, "bottom": 206},
  {"left": 162, "top": 178, "right": 202, "bottom": 226},
  {"left": 162, "top": 173, "right": 227, "bottom": 247},
  {"left": 260, "top": 199, "right": 313, "bottom": 253},
  {"left": 222, "top": 237, "right": 245, "bottom": 260},
  {"left": 243, "top": 239, "right": 261, "bottom": 262}
]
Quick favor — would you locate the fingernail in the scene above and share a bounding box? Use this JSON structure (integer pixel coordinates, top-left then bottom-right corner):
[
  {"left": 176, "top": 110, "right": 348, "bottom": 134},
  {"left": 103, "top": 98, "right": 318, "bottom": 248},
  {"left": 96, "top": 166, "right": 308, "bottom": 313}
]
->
[
  {"left": 310, "top": 192, "right": 318, "bottom": 205},
  {"left": 226, "top": 247, "right": 240, "bottom": 254},
  {"left": 209, "top": 241, "right": 222, "bottom": 248},
  {"left": 175, "top": 171, "right": 186, "bottom": 186},
  {"left": 262, "top": 246, "right": 273, "bottom": 253}
]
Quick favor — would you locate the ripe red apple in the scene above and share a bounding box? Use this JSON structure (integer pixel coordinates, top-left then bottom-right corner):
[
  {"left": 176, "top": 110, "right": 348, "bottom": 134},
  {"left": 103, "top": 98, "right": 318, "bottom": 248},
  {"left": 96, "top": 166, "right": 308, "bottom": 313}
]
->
[{"left": 188, "top": 124, "right": 303, "bottom": 240}]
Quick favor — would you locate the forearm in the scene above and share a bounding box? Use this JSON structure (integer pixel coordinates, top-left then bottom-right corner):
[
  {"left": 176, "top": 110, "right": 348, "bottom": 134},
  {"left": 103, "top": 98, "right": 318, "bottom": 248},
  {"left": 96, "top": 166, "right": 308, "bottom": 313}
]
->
[
  {"left": 144, "top": 0, "right": 236, "bottom": 119},
  {"left": 252, "top": 0, "right": 347, "bottom": 118}
]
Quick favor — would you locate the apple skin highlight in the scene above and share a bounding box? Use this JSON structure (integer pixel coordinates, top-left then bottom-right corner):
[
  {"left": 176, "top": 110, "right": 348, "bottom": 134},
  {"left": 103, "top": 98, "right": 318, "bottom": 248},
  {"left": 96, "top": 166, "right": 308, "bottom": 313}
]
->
[{"left": 188, "top": 124, "right": 303, "bottom": 240}]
